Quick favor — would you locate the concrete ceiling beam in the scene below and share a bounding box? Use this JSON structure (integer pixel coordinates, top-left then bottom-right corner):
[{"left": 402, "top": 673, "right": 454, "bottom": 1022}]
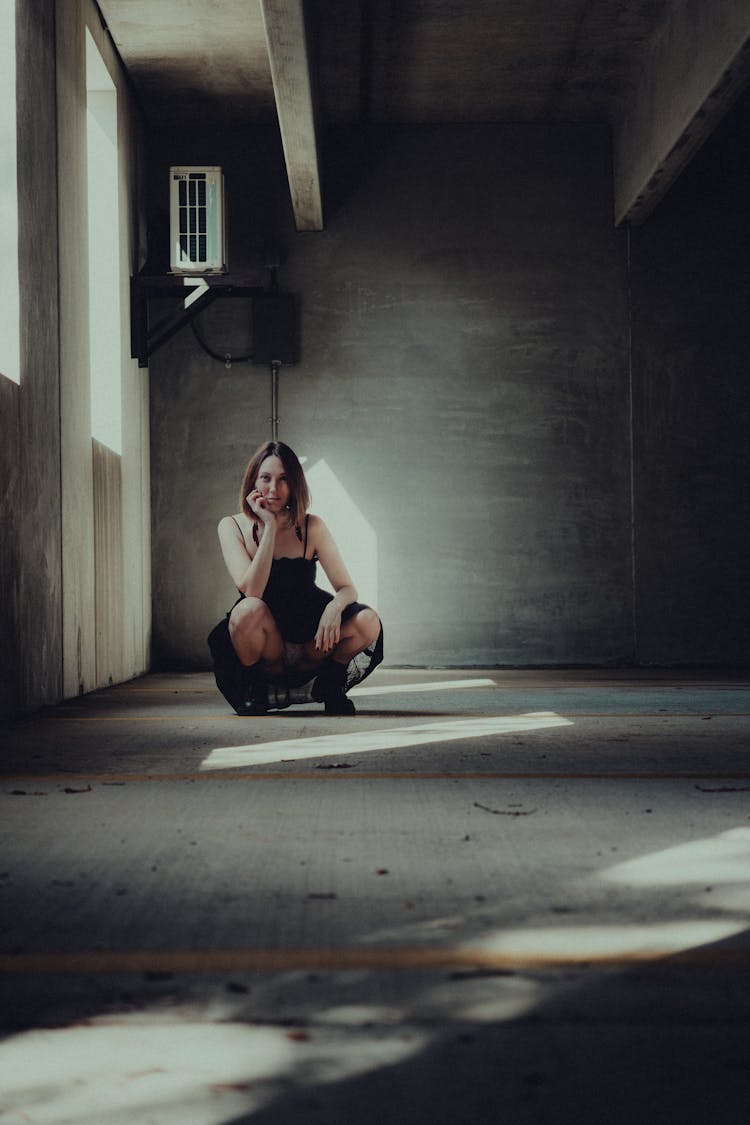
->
[
  {"left": 614, "top": 0, "right": 750, "bottom": 226},
  {"left": 260, "top": 0, "right": 323, "bottom": 231}
]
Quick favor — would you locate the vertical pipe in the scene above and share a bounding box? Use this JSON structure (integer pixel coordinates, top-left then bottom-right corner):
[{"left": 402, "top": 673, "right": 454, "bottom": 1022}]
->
[
  {"left": 271, "top": 360, "right": 280, "bottom": 440},
  {"left": 626, "top": 224, "right": 637, "bottom": 663}
]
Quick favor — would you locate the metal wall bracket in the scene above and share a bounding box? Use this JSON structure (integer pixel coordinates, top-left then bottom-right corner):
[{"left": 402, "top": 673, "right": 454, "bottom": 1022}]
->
[{"left": 130, "top": 272, "right": 265, "bottom": 368}]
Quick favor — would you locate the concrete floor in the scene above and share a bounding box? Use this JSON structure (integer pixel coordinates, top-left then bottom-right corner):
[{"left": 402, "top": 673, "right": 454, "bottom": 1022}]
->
[{"left": 1, "top": 668, "right": 750, "bottom": 1124}]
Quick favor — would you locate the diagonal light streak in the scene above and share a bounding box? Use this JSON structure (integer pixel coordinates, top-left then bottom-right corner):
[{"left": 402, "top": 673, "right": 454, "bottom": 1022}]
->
[
  {"left": 350, "top": 678, "right": 496, "bottom": 696},
  {"left": 464, "top": 919, "right": 747, "bottom": 961},
  {"left": 200, "top": 712, "right": 572, "bottom": 770}
]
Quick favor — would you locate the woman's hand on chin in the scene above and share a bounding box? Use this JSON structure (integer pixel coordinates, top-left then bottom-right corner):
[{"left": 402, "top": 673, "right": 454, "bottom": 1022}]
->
[{"left": 247, "top": 489, "right": 276, "bottom": 526}]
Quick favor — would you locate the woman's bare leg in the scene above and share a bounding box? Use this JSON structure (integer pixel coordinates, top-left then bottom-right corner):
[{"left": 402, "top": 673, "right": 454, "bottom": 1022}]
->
[
  {"left": 299, "top": 608, "right": 381, "bottom": 671},
  {"left": 228, "top": 597, "right": 285, "bottom": 676},
  {"left": 330, "top": 608, "right": 381, "bottom": 665},
  {"left": 305, "top": 608, "right": 382, "bottom": 714}
]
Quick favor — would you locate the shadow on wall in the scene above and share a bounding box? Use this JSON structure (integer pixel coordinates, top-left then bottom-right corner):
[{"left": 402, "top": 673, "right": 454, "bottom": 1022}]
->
[{"left": 321, "top": 126, "right": 396, "bottom": 223}]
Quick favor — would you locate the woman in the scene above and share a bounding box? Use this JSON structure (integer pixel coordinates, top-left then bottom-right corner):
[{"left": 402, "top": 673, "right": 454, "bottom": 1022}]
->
[{"left": 208, "top": 441, "right": 383, "bottom": 715}]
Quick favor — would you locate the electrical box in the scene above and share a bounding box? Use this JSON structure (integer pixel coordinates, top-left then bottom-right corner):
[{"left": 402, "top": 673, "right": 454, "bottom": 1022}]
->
[
  {"left": 169, "top": 166, "right": 227, "bottom": 273},
  {"left": 252, "top": 294, "right": 299, "bottom": 365}
]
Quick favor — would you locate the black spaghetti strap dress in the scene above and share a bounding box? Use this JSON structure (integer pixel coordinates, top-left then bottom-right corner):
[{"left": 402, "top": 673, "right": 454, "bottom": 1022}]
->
[{"left": 207, "top": 515, "right": 383, "bottom": 712}]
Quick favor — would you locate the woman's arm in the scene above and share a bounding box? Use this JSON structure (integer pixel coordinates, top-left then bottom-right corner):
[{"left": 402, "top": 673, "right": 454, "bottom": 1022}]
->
[
  {"left": 217, "top": 513, "right": 276, "bottom": 597},
  {"left": 309, "top": 515, "right": 358, "bottom": 652}
]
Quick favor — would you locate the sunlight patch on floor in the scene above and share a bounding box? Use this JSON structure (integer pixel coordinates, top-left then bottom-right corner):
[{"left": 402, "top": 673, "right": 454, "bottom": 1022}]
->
[
  {"left": 350, "top": 677, "right": 496, "bottom": 696},
  {"left": 200, "top": 712, "right": 573, "bottom": 770},
  {"left": 599, "top": 827, "right": 750, "bottom": 888},
  {"left": 0, "top": 1014, "right": 426, "bottom": 1125},
  {"left": 464, "top": 918, "right": 747, "bottom": 962}
]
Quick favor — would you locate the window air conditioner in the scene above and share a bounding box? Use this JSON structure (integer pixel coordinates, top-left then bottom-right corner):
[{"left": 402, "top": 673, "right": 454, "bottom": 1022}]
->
[{"left": 169, "top": 166, "right": 227, "bottom": 273}]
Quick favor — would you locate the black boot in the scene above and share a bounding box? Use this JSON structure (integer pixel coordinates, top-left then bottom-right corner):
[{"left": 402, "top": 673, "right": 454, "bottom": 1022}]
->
[
  {"left": 312, "top": 660, "right": 356, "bottom": 715},
  {"left": 236, "top": 666, "right": 268, "bottom": 716}
]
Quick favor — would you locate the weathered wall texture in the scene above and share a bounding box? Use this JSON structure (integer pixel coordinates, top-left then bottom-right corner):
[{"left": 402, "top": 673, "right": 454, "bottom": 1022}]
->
[
  {"left": 0, "top": 0, "right": 151, "bottom": 718},
  {"left": 1, "top": 0, "right": 62, "bottom": 716},
  {"left": 15, "top": 0, "right": 64, "bottom": 708},
  {"left": 630, "top": 84, "right": 750, "bottom": 664},
  {"left": 149, "top": 123, "right": 634, "bottom": 667}
]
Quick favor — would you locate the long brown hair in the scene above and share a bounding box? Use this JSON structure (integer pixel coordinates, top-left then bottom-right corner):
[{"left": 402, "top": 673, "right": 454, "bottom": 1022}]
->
[{"left": 239, "top": 441, "right": 311, "bottom": 532}]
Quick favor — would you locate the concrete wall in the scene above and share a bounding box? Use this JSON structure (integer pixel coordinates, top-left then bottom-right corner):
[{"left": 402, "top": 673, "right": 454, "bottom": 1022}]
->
[
  {"left": 4, "top": 22, "right": 743, "bottom": 687},
  {"left": 3, "top": 13, "right": 746, "bottom": 715},
  {"left": 149, "top": 123, "right": 634, "bottom": 667},
  {"left": 614, "top": 0, "right": 750, "bottom": 224},
  {"left": 0, "top": 0, "right": 151, "bottom": 718},
  {"left": 630, "top": 83, "right": 750, "bottom": 664},
  {"left": 1, "top": 0, "right": 62, "bottom": 717}
]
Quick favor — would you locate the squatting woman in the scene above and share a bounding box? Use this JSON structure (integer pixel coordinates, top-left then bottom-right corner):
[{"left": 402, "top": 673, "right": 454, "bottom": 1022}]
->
[{"left": 208, "top": 441, "right": 383, "bottom": 715}]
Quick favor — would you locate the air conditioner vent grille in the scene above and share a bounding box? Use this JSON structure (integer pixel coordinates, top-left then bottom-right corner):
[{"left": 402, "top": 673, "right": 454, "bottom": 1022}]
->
[{"left": 169, "top": 166, "right": 227, "bottom": 273}]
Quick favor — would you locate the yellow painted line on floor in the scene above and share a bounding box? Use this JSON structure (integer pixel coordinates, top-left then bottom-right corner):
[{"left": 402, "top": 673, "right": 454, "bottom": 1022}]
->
[
  {"left": 48, "top": 714, "right": 273, "bottom": 720},
  {"left": 4, "top": 771, "right": 750, "bottom": 785},
  {"left": 0, "top": 947, "right": 748, "bottom": 975}
]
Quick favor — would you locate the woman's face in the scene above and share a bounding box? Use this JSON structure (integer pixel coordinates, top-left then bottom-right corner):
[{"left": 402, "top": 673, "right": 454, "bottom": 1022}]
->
[{"left": 255, "top": 454, "right": 291, "bottom": 512}]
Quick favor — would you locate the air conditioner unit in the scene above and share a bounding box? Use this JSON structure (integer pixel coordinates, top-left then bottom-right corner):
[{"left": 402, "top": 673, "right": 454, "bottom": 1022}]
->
[{"left": 169, "top": 166, "right": 227, "bottom": 273}]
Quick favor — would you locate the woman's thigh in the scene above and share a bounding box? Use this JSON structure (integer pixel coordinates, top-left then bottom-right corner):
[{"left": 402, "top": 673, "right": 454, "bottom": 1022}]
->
[
  {"left": 229, "top": 597, "right": 284, "bottom": 660},
  {"left": 296, "top": 608, "right": 379, "bottom": 668}
]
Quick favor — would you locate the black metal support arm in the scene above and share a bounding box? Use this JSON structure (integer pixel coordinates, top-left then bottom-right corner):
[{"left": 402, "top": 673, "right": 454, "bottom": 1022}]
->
[{"left": 130, "top": 273, "right": 265, "bottom": 367}]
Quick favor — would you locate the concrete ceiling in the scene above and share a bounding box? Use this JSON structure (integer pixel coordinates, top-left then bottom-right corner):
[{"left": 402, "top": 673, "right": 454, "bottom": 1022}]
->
[
  {"left": 98, "top": 0, "right": 670, "bottom": 125},
  {"left": 97, "top": 0, "right": 750, "bottom": 229}
]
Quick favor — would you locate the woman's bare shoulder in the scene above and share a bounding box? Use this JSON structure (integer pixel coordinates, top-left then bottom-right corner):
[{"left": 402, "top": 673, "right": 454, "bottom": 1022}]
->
[
  {"left": 307, "top": 513, "right": 339, "bottom": 552},
  {"left": 305, "top": 512, "right": 328, "bottom": 538},
  {"left": 218, "top": 512, "right": 247, "bottom": 537}
]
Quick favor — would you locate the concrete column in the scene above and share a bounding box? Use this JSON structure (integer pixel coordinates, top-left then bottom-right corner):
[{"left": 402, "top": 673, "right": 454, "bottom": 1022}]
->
[
  {"left": 15, "top": 0, "right": 63, "bottom": 711},
  {"left": 56, "top": 0, "right": 96, "bottom": 697}
]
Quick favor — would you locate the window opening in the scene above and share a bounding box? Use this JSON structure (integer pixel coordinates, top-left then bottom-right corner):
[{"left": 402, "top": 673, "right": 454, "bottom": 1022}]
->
[
  {"left": 0, "top": 0, "right": 20, "bottom": 384},
  {"left": 86, "top": 30, "right": 121, "bottom": 452}
]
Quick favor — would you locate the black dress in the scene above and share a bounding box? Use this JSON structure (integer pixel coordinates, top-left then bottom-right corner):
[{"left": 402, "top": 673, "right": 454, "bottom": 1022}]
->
[{"left": 207, "top": 515, "right": 383, "bottom": 712}]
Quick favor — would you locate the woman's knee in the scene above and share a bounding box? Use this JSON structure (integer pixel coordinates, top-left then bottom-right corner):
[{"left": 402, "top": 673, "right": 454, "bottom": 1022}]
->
[
  {"left": 353, "top": 607, "right": 381, "bottom": 645},
  {"left": 229, "top": 597, "right": 272, "bottom": 637}
]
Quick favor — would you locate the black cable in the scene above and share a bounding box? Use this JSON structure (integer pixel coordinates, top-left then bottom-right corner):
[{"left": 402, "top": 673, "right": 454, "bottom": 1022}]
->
[
  {"left": 190, "top": 312, "right": 254, "bottom": 366},
  {"left": 190, "top": 266, "right": 281, "bottom": 365}
]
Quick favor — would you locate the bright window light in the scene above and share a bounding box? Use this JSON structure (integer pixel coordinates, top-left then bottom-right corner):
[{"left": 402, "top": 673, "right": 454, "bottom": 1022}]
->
[
  {"left": 0, "top": 0, "right": 20, "bottom": 384},
  {"left": 352, "top": 677, "right": 496, "bottom": 696},
  {"left": 600, "top": 826, "right": 750, "bottom": 888},
  {"left": 201, "top": 712, "right": 573, "bottom": 770},
  {"left": 0, "top": 1011, "right": 426, "bottom": 1123},
  {"left": 86, "top": 31, "right": 122, "bottom": 453},
  {"left": 305, "top": 459, "right": 377, "bottom": 606},
  {"left": 463, "top": 918, "right": 747, "bottom": 964}
]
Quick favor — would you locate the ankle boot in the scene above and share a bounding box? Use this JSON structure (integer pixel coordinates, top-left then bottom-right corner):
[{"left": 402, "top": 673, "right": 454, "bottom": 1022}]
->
[
  {"left": 312, "top": 660, "right": 356, "bottom": 715},
  {"left": 236, "top": 666, "right": 268, "bottom": 716}
]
